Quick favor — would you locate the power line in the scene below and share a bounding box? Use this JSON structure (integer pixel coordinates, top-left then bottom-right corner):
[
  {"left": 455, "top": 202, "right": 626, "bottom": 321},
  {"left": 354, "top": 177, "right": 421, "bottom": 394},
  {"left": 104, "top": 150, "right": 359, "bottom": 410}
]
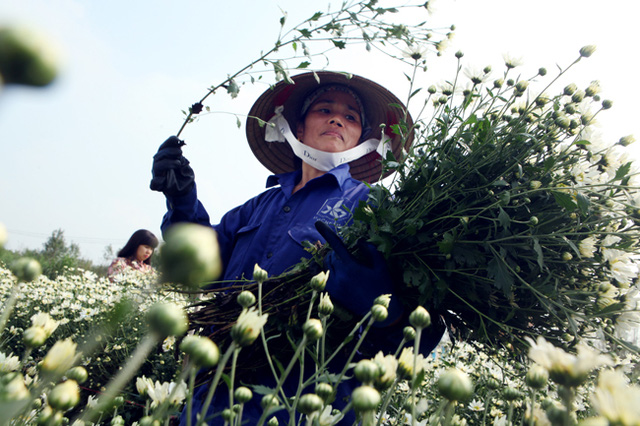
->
[{"left": 6, "top": 229, "right": 127, "bottom": 246}]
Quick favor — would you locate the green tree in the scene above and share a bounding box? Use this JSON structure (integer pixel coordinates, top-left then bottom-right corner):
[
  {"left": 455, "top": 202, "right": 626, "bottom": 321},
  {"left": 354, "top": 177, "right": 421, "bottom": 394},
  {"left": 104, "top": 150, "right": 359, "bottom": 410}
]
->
[{"left": 39, "top": 228, "right": 81, "bottom": 278}]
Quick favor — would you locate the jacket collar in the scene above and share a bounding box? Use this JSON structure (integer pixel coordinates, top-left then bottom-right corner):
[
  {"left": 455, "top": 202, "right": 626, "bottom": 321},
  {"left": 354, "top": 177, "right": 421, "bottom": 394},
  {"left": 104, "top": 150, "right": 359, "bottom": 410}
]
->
[{"left": 266, "top": 163, "right": 353, "bottom": 193}]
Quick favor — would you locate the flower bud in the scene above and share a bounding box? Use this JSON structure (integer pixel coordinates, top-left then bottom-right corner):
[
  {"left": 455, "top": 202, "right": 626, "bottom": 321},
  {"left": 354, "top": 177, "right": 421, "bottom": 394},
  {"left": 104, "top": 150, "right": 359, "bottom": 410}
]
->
[
  {"left": 483, "top": 65, "right": 492, "bottom": 74},
  {"left": 555, "top": 115, "right": 570, "bottom": 129},
  {"left": 618, "top": 135, "right": 635, "bottom": 147},
  {"left": 354, "top": 359, "right": 381, "bottom": 384},
  {"left": 11, "top": 257, "right": 42, "bottom": 282},
  {"left": 538, "top": 67, "right": 547, "bottom": 76},
  {"left": 221, "top": 409, "right": 235, "bottom": 422},
  {"left": 373, "top": 294, "right": 391, "bottom": 308},
  {"left": 267, "top": 417, "right": 279, "bottom": 426},
  {"left": 24, "top": 326, "right": 48, "bottom": 348},
  {"left": 515, "top": 80, "right": 528, "bottom": 92},
  {"left": 602, "top": 99, "right": 613, "bottom": 109},
  {"left": 253, "top": 264, "right": 268, "bottom": 284},
  {"left": 427, "top": 85, "right": 437, "bottom": 94},
  {"left": 561, "top": 332, "right": 574, "bottom": 342},
  {"left": 138, "top": 416, "right": 161, "bottom": 426},
  {"left": 48, "top": 380, "right": 80, "bottom": 411},
  {"left": 403, "top": 326, "right": 416, "bottom": 341},
  {"left": 36, "top": 405, "right": 63, "bottom": 426},
  {"left": 147, "top": 302, "right": 188, "bottom": 337},
  {"left": 437, "top": 368, "right": 474, "bottom": 401},
  {"left": 0, "top": 372, "right": 29, "bottom": 401},
  {"left": 113, "top": 395, "right": 125, "bottom": 407},
  {"left": 111, "top": 416, "right": 125, "bottom": 426},
  {"left": 529, "top": 216, "right": 539, "bottom": 226},
  {"left": 315, "top": 382, "right": 334, "bottom": 401},
  {"left": 409, "top": 306, "right": 431, "bottom": 329},
  {"left": 317, "top": 293, "right": 334, "bottom": 317},
  {"left": 502, "top": 387, "right": 522, "bottom": 401},
  {"left": 309, "top": 271, "right": 329, "bottom": 291},
  {"left": 579, "top": 45, "right": 596, "bottom": 58},
  {"left": 351, "top": 385, "right": 381, "bottom": 412},
  {"left": 297, "top": 393, "right": 323, "bottom": 415},
  {"left": 302, "top": 318, "right": 323, "bottom": 340},
  {"left": 561, "top": 252, "right": 573, "bottom": 262},
  {"left": 571, "top": 90, "right": 585, "bottom": 103},
  {"left": 159, "top": 223, "right": 222, "bottom": 289},
  {"left": 41, "top": 338, "right": 76, "bottom": 375},
  {"left": 529, "top": 180, "right": 542, "bottom": 190},
  {"left": 231, "top": 307, "right": 268, "bottom": 347},
  {"left": 525, "top": 364, "right": 549, "bottom": 389},
  {"left": 0, "top": 26, "right": 60, "bottom": 87},
  {"left": 237, "top": 290, "right": 256, "bottom": 308},
  {"left": 66, "top": 366, "right": 88, "bottom": 384},
  {"left": 585, "top": 80, "right": 600, "bottom": 97},
  {"left": 370, "top": 304, "right": 388, "bottom": 322},
  {"left": 234, "top": 386, "right": 253, "bottom": 404},
  {"left": 564, "top": 103, "right": 576, "bottom": 114},
  {"left": 563, "top": 83, "right": 577, "bottom": 96},
  {"left": 261, "top": 394, "right": 279, "bottom": 410},
  {"left": 493, "top": 78, "right": 504, "bottom": 88},
  {"left": 180, "top": 335, "right": 220, "bottom": 367},
  {"left": 486, "top": 377, "right": 500, "bottom": 390},
  {"left": 455, "top": 50, "right": 464, "bottom": 59}
]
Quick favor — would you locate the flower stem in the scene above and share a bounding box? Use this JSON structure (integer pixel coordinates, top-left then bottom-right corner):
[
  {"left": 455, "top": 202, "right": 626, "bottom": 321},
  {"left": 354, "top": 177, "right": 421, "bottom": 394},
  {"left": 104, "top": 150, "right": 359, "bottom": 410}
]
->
[{"left": 77, "top": 333, "right": 159, "bottom": 424}]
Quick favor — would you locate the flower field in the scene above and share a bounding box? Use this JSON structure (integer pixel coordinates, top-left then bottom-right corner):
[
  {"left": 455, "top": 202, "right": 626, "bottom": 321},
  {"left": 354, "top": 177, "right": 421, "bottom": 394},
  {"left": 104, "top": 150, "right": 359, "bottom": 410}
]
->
[{"left": 2, "top": 1, "right": 640, "bottom": 424}]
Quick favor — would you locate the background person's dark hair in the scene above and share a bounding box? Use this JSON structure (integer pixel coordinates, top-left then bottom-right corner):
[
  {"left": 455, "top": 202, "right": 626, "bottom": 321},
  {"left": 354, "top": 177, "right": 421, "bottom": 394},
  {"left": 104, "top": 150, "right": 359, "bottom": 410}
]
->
[{"left": 117, "top": 229, "right": 159, "bottom": 265}]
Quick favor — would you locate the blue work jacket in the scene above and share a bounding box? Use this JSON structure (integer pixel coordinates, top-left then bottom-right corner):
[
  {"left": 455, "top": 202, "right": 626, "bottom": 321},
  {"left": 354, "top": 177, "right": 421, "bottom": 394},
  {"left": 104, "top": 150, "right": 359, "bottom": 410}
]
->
[
  {"left": 164, "top": 164, "right": 444, "bottom": 424},
  {"left": 161, "top": 164, "right": 370, "bottom": 281}
]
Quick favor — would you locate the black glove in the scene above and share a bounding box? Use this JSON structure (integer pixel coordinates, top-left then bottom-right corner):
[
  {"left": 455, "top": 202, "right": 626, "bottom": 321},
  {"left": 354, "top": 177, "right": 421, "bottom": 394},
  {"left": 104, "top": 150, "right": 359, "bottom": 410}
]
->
[
  {"left": 315, "top": 221, "right": 402, "bottom": 323},
  {"left": 150, "top": 136, "right": 195, "bottom": 197}
]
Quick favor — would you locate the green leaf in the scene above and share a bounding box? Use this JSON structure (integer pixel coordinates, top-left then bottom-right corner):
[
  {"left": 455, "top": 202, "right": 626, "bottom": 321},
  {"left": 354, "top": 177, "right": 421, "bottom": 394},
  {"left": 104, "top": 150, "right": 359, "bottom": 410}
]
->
[
  {"left": 298, "top": 28, "right": 312, "bottom": 38},
  {"left": 331, "top": 39, "right": 347, "bottom": 49},
  {"left": 614, "top": 161, "right": 632, "bottom": 181},
  {"left": 562, "top": 236, "right": 581, "bottom": 258},
  {"left": 575, "top": 192, "right": 590, "bottom": 215},
  {"left": 596, "top": 302, "right": 626, "bottom": 315},
  {"left": 309, "top": 11, "right": 323, "bottom": 21},
  {"left": 409, "top": 87, "right": 422, "bottom": 99},
  {"left": 552, "top": 191, "right": 577, "bottom": 211},
  {"left": 236, "top": 116, "right": 241, "bottom": 128},
  {"left": 487, "top": 255, "right": 514, "bottom": 295},
  {"left": 497, "top": 207, "right": 510, "bottom": 229},
  {"left": 296, "top": 61, "right": 311, "bottom": 69},
  {"left": 437, "top": 232, "right": 455, "bottom": 254},
  {"left": 369, "top": 234, "right": 393, "bottom": 255},
  {"left": 252, "top": 383, "right": 278, "bottom": 396},
  {"left": 532, "top": 237, "right": 544, "bottom": 269}
]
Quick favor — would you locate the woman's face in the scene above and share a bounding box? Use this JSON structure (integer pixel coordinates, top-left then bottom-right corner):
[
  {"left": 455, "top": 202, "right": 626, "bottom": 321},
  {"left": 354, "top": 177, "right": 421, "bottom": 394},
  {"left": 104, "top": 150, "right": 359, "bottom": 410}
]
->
[
  {"left": 296, "top": 91, "right": 363, "bottom": 153},
  {"left": 135, "top": 244, "right": 154, "bottom": 262}
]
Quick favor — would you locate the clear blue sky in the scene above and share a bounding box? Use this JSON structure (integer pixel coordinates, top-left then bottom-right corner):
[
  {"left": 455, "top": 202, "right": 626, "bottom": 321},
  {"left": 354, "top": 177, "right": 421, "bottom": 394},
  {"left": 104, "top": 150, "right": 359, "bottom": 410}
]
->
[{"left": 1, "top": 0, "right": 638, "bottom": 264}]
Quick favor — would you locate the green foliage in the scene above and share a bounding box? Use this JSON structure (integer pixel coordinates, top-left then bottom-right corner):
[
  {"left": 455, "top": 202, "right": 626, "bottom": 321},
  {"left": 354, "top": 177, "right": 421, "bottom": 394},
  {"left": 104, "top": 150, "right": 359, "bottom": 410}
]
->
[
  {"left": 0, "top": 229, "right": 99, "bottom": 279},
  {"left": 341, "top": 52, "right": 640, "bottom": 351}
]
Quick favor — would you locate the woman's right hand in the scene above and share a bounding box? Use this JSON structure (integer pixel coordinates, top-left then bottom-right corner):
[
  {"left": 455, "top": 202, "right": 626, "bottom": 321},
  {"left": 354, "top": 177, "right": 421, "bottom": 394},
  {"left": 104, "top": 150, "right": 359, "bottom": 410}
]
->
[{"left": 150, "top": 136, "right": 195, "bottom": 197}]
